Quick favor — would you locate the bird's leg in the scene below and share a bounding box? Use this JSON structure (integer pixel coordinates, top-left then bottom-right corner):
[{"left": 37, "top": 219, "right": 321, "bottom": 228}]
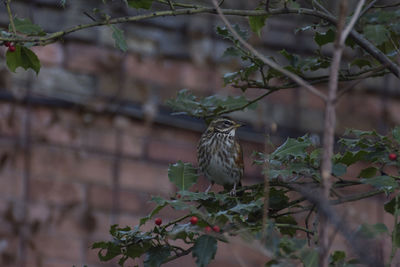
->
[
  {"left": 229, "top": 182, "right": 237, "bottom": 196},
  {"left": 205, "top": 182, "right": 214, "bottom": 193}
]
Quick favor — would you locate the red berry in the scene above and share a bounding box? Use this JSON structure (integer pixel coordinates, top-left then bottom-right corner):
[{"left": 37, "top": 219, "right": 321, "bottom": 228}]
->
[
  {"left": 155, "top": 218, "right": 162, "bottom": 226},
  {"left": 8, "top": 45, "right": 16, "bottom": 52},
  {"left": 4, "top": 41, "right": 11, "bottom": 47},
  {"left": 190, "top": 216, "right": 198, "bottom": 225},
  {"left": 204, "top": 226, "right": 212, "bottom": 233},
  {"left": 212, "top": 225, "right": 220, "bottom": 233},
  {"left": 176, "top": 194, "right": 181, "bottom": 199},
  {"left": 389, "top": 153, "right": 397, "bottom": 161}
]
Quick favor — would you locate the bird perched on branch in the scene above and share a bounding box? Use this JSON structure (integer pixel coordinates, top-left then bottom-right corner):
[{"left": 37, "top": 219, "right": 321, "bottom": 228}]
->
[{"left": 197, "top": 117, "right": 244, "bottom": 195}]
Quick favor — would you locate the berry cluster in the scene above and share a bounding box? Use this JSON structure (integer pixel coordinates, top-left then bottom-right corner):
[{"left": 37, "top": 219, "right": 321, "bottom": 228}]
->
[{"left": 4, "top": 41, "right": 16, "bottom": 52}]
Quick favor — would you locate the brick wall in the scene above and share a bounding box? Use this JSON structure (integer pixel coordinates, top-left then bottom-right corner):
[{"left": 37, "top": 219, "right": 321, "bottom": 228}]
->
[{"left": 0, "top": 0, "right": 399, "bottom": 266}]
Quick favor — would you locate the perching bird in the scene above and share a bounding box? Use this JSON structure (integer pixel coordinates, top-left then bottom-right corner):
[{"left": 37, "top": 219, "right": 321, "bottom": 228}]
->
[{"left": 197, "top": 117, "right": 244, "bottom": 195}]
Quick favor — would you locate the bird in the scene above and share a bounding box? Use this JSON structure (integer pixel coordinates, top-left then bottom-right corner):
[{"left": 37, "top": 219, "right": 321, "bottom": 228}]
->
[{"left": 197, "top": 117, "right": 244, "bottom": 196}]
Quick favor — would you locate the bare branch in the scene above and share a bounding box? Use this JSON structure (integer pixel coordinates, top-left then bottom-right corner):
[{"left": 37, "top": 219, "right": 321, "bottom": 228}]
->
[
  {"left": 294, "top": 185, "right": 384, "bottom": 267},
  {"left": 210, "top": 0, "right": 328, "bottom": 101},
  {"left": 319, "top": 0, "right": 358, "bottom": 265},
  {"left": 341, "top": 0, "right": 366, "bottom": 44},
  {"left": 0, "top": 5, "right": 397, "bottom": 77}
]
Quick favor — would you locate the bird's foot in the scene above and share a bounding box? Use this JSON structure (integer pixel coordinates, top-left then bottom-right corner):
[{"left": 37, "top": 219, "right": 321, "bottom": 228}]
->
[
  {"left": 205, "top": 183, "right": 213, "bottom": 194},
  {"left": 229, "top": 183, "right": 237, "bottom": 196}
]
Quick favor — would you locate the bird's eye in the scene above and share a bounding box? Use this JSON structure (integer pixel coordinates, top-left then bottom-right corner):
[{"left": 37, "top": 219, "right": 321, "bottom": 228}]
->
[{"left": 224, "top": 121, "right": 232, "bottom": 126}]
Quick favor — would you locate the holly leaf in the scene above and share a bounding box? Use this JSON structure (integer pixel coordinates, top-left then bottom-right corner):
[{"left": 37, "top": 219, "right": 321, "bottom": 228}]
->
[
  {"left": 269, "top": 188, "right": 289, "bottom": 210},
  {"left": 356, "top": 223, "right": 388, "bottom": 239},
  {"left": 168, "top": 161, "right": 198, "bottom": 191},
  {"left": 300, "top": 248, "right": 319, "bottom": 267},
  {"left": 276, "top": 216, "right": 298, "bottom": 236},
  {"left": 393, "top": 126, "right": 400, "bottom": 144},
  {"left": 110, "top": 25, "right": 127, "bottom": 52},
  {"left": 330, "top": 251, "right": 346, "bottom": 263},
  {"left": 95, "top": 242, "right": 121, "bottom": 261},
  {"left": 363, "top": 24, "right": 389, "bottom": 46},
  {"left": 360, "top": 175, "right": 398, "bottom": 193},
  {"left": 350, "top": 58, "right": 372, "bottom": 69},
  {"left": 11, "top": 17, "right": 45, "bottom": 36},
  {"left": 127, "top": 0, "right": 153, "bottom": 9},
  {"left": 144, "top": 246, "right": 171, "bottom": 267},
  {"left": 358, "top": 166, "right": 378, "bottom": 178},
  {"left": 384, "top": 196, "right": 400, "bottom": 215},
  {"left": 314, "top": 29, "right": 335, "bottom": 47},
  {"left": 192, "top": 235, "right": 217, "bottom": 267},
  {"left": 249, "top": 14, "right": 268, "bottom": 37},
  {"left": 6, "top": 45, "right": 41, "bottom": 74},
  {"left": 223, "top": 47, "right": 241, "bottom": 57},
  {"left": 336, "top": 150, "right": 368, "bottom": 166},
  {"left": 271, "top": 136, "right": 311, "bottom": 160}
]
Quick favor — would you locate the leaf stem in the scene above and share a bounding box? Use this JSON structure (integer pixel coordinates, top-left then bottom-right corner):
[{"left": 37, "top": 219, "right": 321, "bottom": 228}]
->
[{"left": 6, "top": 0, "right": 16, "bottom": 35}]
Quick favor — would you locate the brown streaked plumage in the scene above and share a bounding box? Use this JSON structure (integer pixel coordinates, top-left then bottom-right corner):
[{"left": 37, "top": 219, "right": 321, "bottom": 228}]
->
[{"left": 197, "top": 117, "right": 244, "bottom": 195}]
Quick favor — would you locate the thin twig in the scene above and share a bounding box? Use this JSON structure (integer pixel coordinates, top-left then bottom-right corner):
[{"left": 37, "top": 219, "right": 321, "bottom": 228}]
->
[
  {"left": 373, "top": 2, "right": 400, "bottom": 9},
  {"left": 294, "top": 185, "right": 383, "bottom": 267},
  {"left": 166, "top": 0, "right": 175, "bottom": 11},
  {"left": 341, "top": 0, "right": 366, "bottom": 44},
  {"left": 319, "top": 1, "right": 365, "bottom": 265},
  {"left": 6, "top": 0, "right": 16, "bottom": 35},
  {"left": 336, "top": 64, "right": 388, "bottom": 101},
  {"left": 358, "top": 0, "right": 378, "bottom": 19},
  {"left": 212, "top": 89, "right": 276, "bottom": 117},
  {"left": 0, "top": 5, "right": 397, "bottom": 76},
  {"left": 211, "top": 0, "right": 328, "bottom": 101},
  {"left": 312, "top": 0, "right": 330, "bottom": 14},
  {"left": 162, "top": 247, "right": 193, "bottom": 263},
  {"left": 305, "top": 206, "right": 315, "bottom": 246},
  {"left": 262, "top": 135, "right": 270, "bottom": 241}
]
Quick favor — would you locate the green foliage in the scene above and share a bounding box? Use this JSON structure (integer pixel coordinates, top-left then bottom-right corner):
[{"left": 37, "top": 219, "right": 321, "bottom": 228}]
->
[
  {"left": 363, "top": 25, "right": 390, "bottom": 46},
  {"left": 314, "top": 29, "right": 335, "bottom": 47},
  {"left": 271, "top": 135, "right": 312, "bottom": 160},
  {"left": 6, "top": 45, "right": 41, "bottom": 74},
  {"left": 192, "top": 235, "right": 217, "bottom": 267},
  {"left": 126, "top": 0, "right": 153, "bottom": 9},
  {"left": 2, "top": 1, "right": 398, "bottom": 265},
  {"left": 144, "top": 246, "right": 171, "bottom": 267},
  {"left": 11, "top": 18, "right": 45, "bottom": 36},
  {"left": 111, "top": 25, "right": 128, "bottom": 52},
  {"left": 248, "top": 12, "right": 268, "bottom": 37},
  {"left": 92, "top": 124, "right": 400, "bottom": 266},
  {"left": 356, "top": 223, "right": 388, "bottom": 239},
  {"left": 360, "top": 175, "right": 398, "bottom": 194},
  {"left": 168, "top": 160, "right": 198, "bottom": 190},
  {"left": 385, "top": 196, "right": 400, "bottom": 215},
  {"left": 166, "top": 89, "right": 256, "bottom": 118}
]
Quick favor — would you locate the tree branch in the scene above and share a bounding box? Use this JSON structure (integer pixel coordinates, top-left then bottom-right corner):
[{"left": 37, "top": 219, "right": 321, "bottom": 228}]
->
[
  {"left": 211, "top": 0, "right": 327, "bottom": 101},
  {"left": 0, "top": 5, "right": 397, "bottom": 76},
  {"left": 319, "top": 1, "right": 366, "bottom": 265},
  {"left": 163, "top": 247, "right": 193, "bottom": 263}
]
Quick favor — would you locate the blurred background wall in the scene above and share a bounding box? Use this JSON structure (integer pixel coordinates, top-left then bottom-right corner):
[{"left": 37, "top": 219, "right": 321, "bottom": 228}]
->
[{"left": 0, "top": 0, "right": 398, "bottom": 266}]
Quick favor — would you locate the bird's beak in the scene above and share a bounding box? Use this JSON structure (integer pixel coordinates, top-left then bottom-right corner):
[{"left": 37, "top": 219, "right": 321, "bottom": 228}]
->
[{"left": 233, "top": 123, "right": 242, "bottom": 128}]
